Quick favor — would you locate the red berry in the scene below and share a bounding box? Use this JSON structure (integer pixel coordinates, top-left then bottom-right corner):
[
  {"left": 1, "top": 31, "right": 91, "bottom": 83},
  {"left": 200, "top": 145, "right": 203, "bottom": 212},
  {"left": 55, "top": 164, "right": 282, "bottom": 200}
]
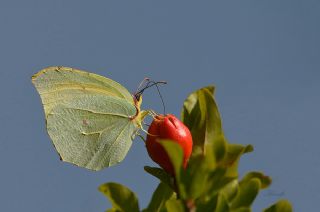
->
[{"left": 146, "top": 114, "right": 193, "bottom": 175}]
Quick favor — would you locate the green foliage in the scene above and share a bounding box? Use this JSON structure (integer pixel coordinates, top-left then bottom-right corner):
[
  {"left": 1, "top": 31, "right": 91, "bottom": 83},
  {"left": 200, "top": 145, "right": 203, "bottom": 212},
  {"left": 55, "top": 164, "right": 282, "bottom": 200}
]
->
[
  {"left": 181, "top": 86, "right": 222, "bottom": 156},
  {"left": 144, "top": 167, "right": 174, "bottom": 190},
  {"left": 99, "top": 85, "right": 292, "bottom": 212},
  {"left": 99, "top": 182, "right": 139, "bottom": 212},
  {"left": 143, "top": 183, "right": 174, "bottom": 212},
  {"left": 263, "top": 200, "right": 292, "bottom": 212},
  {"left": 165, "top": 199, "right": 185, "bottom": 212}
]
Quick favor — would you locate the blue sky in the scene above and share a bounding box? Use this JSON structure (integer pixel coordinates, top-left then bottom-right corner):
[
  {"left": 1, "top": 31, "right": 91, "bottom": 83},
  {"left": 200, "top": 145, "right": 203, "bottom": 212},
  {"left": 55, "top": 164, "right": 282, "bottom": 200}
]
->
[{"left": 0, "top": 1, "right": 319, "bottom": 211}]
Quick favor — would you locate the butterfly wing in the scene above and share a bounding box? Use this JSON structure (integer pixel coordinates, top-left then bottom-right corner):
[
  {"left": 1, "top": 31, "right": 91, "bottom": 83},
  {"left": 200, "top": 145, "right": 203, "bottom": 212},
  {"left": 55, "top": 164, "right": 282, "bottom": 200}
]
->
[{"left": 32, "top": 66, "right": 141, "bottom": 171}]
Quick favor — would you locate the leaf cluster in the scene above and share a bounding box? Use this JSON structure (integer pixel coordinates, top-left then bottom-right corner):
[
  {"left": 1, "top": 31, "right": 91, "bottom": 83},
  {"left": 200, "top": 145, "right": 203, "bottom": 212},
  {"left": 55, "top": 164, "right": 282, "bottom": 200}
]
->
[{"left": 99, "top": 86, "right": 292, "bottom": 212}]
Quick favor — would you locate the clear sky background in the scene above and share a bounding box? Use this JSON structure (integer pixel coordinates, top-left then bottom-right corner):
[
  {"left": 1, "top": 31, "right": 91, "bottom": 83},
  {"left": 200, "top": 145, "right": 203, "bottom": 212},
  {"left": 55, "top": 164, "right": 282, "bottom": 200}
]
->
[{"left": 0, "top": 1, "right": 319, "bottom": 211}]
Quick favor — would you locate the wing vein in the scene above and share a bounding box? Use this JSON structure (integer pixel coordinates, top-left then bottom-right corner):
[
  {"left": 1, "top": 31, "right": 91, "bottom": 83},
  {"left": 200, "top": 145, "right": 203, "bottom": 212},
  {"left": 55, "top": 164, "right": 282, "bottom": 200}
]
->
[
  {"left": 86, "top": 120, "right": 132, "bottom": 168},
  {"left": 71, "top": 108, "right": 131, "bottom": 118}
]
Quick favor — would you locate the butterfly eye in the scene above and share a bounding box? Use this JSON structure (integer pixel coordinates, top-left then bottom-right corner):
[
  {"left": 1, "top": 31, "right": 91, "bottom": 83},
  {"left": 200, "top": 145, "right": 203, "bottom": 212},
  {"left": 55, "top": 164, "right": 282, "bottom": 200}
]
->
[{"left": 134, "top": 93, "right": 141, "bottom": 102}]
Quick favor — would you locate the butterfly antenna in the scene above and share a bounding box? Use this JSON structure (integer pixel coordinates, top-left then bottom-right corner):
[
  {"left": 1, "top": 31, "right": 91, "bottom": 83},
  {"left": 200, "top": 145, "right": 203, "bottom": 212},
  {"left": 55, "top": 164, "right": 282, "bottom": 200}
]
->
[
  {"left": 134, "top": 79, "right": 153, "bottom": 100},
  {"left": 135, "top": 78, "right": 150, "bottom": 95},
  {"left": 134, "top": 80, "right": 167, "bottom": 110},
  {"left": 154, "top": 82, "right": 166, "bottom": 115}
]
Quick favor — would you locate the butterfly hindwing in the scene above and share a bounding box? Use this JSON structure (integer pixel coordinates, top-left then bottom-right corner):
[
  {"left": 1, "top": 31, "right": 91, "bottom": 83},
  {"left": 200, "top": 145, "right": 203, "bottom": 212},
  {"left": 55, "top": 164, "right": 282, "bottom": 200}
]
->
[{"left": 32, "top": 66, "right": 141, "bottom": 171}]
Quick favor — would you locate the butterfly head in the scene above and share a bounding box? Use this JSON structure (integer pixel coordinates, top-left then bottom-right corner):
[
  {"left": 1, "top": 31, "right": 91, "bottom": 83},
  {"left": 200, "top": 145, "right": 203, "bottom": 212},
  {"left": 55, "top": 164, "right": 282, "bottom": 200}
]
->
[{"left": 133, "top": 78, "right": 167, "bottom": 114}]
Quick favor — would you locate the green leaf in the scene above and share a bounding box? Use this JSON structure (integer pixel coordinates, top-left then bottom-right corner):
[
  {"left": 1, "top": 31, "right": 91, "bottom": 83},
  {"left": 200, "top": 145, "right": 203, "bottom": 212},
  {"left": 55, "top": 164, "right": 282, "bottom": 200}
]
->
[
  {"left": 180, "top": 152, "right": 233, "bottom": 201},
  {"left": 144, "top": 166, "right": 174, "bottom": 189},
  {"left": 241, "top": 172, "right": 272, "bottom": 189},
  {"left": 263, "top": 199, "right": 292, "bottom": 212},
  {"left": 220, "top": 179, "right": 239, "bottom": 202},
  {"left": 181, "top": 85, "right": 223, "bottom": 155},
  {"left": 99, "top": 182, "right": 139, "bottom": 212},
  {"left": 158, "top": 140, "right": 184, "bottom": 179},
  {"left": 230, "top": 207, "right": 251, "bottom": 212},
  {"left": 230, "top": 178, "right": 261, "bottom": 209},
  {"left": 165, "top": 199, "right": 185, "bottom": 212},
  {"left": 32, "top": 66, "right": 145, "bottom": 171},
  {"left": 143, "top": 183, "right": 174, "bottom": 212},
  {"left": 205, "top": 135, "right": 227, "bottom": 169},
  {"left": 193, "top": 168, "right": 235, "bottom": 210},
  {"left": 215, "top": 194, "right": 230, "bottom": 212},
  {"left": 223, "top": 144, "right": 254, "bottom": 178},
  {"left": 195, "top": 194, "right": 218, "bottom": 212},
  {"left": 158, "top": 140, "right": 186, "bottom": 198},
  {"left": 204, "top": 168, "right": 235, "bottom": 198},
  {"left": 182, "top": 155, "right": 209, "bottom": 199}
]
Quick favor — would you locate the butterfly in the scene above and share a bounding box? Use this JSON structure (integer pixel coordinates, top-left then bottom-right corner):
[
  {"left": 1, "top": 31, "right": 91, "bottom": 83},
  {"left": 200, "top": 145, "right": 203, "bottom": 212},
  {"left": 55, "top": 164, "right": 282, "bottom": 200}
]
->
[{"left": 32, "top": 66, "right": 149, "bottom": 171}]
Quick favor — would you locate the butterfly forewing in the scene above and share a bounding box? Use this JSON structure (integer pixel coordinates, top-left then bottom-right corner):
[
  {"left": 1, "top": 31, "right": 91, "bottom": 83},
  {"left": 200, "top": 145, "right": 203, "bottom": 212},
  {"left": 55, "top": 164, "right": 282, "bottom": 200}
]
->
[{"left": 32, "top": 66, "right": 141, "bottom": 171}]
